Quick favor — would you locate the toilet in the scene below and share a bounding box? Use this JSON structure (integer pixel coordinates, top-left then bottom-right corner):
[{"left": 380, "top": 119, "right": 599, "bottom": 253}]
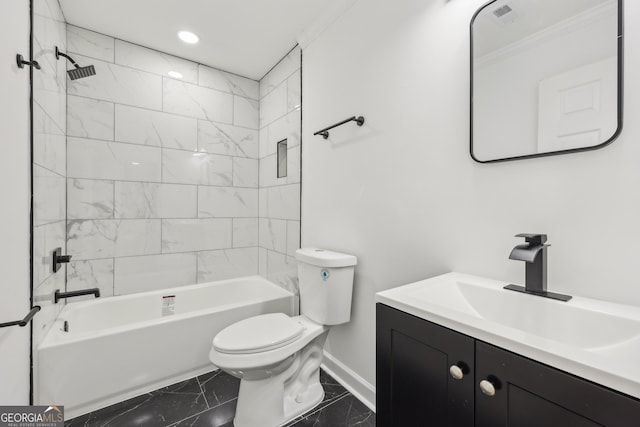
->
[{"left": 209, "top": 248, "right": 357, "bottom": 427}]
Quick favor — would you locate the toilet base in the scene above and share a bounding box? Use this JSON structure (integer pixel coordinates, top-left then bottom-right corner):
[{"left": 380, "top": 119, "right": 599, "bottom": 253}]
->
[{"left": 232, "top": 333, "right": 328, "bottom": 427}]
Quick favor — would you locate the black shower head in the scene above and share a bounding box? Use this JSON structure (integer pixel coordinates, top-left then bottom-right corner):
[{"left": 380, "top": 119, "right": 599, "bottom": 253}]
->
[
  {"left": 55, "top": 46, "right": 96, "bottom": 80},
  {"left": 67, "top": 65, "right": 96, "bottom": 80}
]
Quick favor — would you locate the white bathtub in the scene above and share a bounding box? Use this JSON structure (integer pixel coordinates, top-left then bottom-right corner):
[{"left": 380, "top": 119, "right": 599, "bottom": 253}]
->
[{"left": 36, "top": 276, "right": 294, "bottom": 419}]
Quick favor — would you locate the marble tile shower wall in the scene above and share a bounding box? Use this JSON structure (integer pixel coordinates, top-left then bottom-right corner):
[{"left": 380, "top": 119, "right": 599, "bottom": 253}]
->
[
  {"left": 32, "top": 0, "right": 67, "bottom": 345},
  {"left": 258, "top": 47, "right": 302, "bottom": 295},
  {"left": 65, "top": 26, "right": 261, "bottom": 297}
]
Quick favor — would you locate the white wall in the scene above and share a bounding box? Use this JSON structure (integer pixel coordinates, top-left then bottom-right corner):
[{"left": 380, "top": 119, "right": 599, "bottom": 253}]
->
[
  {"left": 0, "top": 0, "right": 32, "bottom": 404},
  {"left": 302, "top": 0, "right": 640, "bottom": 400}
]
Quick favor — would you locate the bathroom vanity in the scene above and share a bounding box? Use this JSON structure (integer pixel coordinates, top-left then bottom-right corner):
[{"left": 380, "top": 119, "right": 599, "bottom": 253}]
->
[{"left": 375, "top": 273, "right": 640, "bottom": 426}]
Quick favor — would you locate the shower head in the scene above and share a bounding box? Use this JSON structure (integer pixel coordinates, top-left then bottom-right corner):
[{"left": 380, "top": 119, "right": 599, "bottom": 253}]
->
[
  {"left": 67, "top": 65, "right": 96, "bottom": 80},
  {"left": 55, "top": 46, "right": 96, "bottom": 80}
]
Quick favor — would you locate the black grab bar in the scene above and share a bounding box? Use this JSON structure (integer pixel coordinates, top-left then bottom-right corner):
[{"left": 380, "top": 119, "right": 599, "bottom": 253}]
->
[
  {"left": 314, "top": 116, "right": 365, "bottom": 139},
  {"left": 0, "top": 306, "right": 41, "bottom": 328}
]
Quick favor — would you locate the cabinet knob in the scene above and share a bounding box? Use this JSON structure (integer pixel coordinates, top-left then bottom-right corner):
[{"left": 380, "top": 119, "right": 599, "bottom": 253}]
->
[
  {"left": 479, "top": 379, "right": 496, "bottom": 397},
  {"left": 449, "top": 364, "right": 464, "bottom": 380}
]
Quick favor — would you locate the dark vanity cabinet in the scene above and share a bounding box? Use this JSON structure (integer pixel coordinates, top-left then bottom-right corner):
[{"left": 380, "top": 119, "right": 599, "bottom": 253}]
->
[{"left": 376, "top": 304, "right": 640, "bottom": 427}]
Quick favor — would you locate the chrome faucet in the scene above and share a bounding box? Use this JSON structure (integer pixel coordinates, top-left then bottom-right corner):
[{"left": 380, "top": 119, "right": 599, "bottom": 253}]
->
[{"left": 504, "top": 233, "right": 572, "bottom": 302}]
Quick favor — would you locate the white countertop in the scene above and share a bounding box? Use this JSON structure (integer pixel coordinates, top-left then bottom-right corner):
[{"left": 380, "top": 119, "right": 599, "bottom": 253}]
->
[{"left": 376, "top": 272, "right": 640, "bottom": 400}]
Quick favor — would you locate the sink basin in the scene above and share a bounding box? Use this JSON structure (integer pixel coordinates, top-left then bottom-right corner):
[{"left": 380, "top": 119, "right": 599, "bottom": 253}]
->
[
  {"left": 376, "top": 273, "right": 640, "bottom": 399},
  {"left": 405, "top": 276, "right": 640, "bottom": 349}
]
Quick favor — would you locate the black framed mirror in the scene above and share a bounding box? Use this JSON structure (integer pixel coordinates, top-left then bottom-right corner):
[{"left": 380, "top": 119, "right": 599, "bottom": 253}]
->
[{"left": 470, "top": 0, "right": 623, "bottom": 163}]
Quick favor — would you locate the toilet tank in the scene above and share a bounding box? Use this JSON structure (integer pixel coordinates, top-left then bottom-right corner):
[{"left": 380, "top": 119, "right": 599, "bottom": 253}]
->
[{"left": 295, "top": 248, "right": 357, "bottom": 325}]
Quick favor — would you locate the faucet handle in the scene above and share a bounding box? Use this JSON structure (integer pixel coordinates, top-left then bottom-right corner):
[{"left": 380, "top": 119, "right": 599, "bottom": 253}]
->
[{"left": 515, "top": 233, "right": 547, "bottom": 245}]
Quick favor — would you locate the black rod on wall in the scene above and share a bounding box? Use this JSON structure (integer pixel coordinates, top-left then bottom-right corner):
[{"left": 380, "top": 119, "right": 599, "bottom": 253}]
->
[{"left": 313, "top": 116, "right": 365, "bottom": 139}]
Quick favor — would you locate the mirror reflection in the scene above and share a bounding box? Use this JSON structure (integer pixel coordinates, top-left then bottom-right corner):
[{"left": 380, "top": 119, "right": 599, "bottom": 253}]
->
[{"left": 471, "top": 0, "right": 622, "bottom": 162}]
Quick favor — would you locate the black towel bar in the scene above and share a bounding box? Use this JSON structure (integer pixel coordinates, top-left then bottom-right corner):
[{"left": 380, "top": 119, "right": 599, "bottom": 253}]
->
[{"left": 314, "top": 116, "right": 365, "bottom": 139}]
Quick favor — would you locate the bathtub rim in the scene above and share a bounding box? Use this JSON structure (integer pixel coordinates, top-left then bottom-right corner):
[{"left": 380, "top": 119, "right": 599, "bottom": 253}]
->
[{"left": 40, "top": 275, "right": 295, "bottom": 348}]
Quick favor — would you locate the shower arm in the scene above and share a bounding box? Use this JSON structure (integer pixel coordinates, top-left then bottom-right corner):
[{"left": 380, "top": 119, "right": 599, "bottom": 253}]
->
[{"left": 55, "top": 46, "right": 80, "bottom": 68}]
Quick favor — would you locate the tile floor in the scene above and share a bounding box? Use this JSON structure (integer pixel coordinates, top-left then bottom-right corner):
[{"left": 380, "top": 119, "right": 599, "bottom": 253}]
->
[{"left": 65, "top": 369, "right": 375, "bottom": 427}]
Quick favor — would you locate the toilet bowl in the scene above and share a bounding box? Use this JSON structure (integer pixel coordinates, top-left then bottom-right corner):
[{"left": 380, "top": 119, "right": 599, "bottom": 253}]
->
[{"left": 209, "top": 248, "right": 357, "bottom": 427}]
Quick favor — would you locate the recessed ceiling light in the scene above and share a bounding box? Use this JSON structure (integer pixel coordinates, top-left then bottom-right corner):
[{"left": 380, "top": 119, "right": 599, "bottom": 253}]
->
[
  {"left": 168, "top": 71, "right": 183, "bottom": 79},
  {"left": 178, "top": 31, "right": 199, "bottom": 44}
]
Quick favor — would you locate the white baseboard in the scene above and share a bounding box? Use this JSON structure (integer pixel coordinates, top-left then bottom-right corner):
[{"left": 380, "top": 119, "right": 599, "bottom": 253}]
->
[{"left": 321, "top": 351, "right": 376, "bottom": 412}]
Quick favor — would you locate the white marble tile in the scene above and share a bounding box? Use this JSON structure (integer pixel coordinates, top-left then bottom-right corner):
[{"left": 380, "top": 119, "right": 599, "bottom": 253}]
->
[
  {"left": 68, "top": 55, "right": 162, "bottom": 110},
  {"left": 68, "top": 137, "right": 161, "bottom": 182},
  {"left": 162, "top": 219, "right": 232, "bottom": 253},
  {"left": 114, "top": 253, "right": 196, "bottom": 295},
  {"left": 33, "top": 221, "right": 66, "bottom": 287},
  {"left": 197, "top": 121, "right": 259, "bottom": 158},
  {"left": 115, "top": 104, "right": 197, "bottom": 150},
  {"left": 259, "top": 188, "right": 268, "bottom": 218},
  {"left": 33, "top": 166, "right": 65, "bottom": 226},
  {"left": 198, "top": 66, "right": 259, "bottom": 100},
  {"left": 114, "top": 182, "right": 197, "bottom": 219},
  {"left": 115, "top": 219, "right": 162, "bottom": 257},
  {"left": 234, "top": 96, "right": 260, "bottom": 129},
  {"left": 287, "top": 71, "right": 301, "bottom": 112},
  {"left": 67, "top": 95, "right": 114, "bottom": 140},
  {"left": 260, "top": 82, "right": 287, "bottom": 127},
  {"left": 233, "top": 218, "right": 258, "bottom": 248},
  {"left": 287, "top": 145, "right": 301, "bottom": 185},
  {"left": 259, "top": 127, "right": 269, "bottom": 158},
  {"left": 32, "top": 28, "right": 64, "bottom": 94},
  {"left": 67, "top": 220, "right": 117, "bottom": 260},
  {"left": 115, "top": 40, "right": 198, "bottom": 84},
  {"left": 34, "top": 0, "right": 65, "bottom": 22},
  {"left": 67, "top": 219, "right": 161, "bottom": 260},
  {"left": 197, "top": 247, "right": 258, "bottom": 283},
  {"left": 163, "top": 78, "right": 233, "bottom": 123},
  {"left": 258, "top": 247, "right": 268, "bottom": 277},
  {"left": 266, "top": 250, "right": 299, "bottom": 295},
  {"left": 34, "top": 87, "right": 66, "bottom": 135},
  {"left": 286, "top": 221, "right": 300, "bottom": 257},
  {"left": 260, "top": 46, "right": 301, "bottom": 99},
  {"left": 67, "top": 25, "right": 115, "bottom": 62},
  {"left": 67, "top": 259, "right": 114, "bottom": 301},
  {"left": 260, "top": 154, "right": 287, "bottom": 188},
  {"left": 259, "top": 218, "right": 287, "bottom": 253},
  {"left": 34, "top": 128, "right": 66, "bottom": 177},
  {"left": 233, "top": 157, "right": 259, "bottom": 188},
  {"left": 162, "top": 149, "right": 232, "bottom": 186},
  {"left": 68, "top": 179, "right": 114, "bottom": 219},
  {"left": 267, "top": 184, "right": 300, "bottom": 220},
  {"left": 267, "top": 109, "right": 301, "bottom": 155},
  {"left": 198, "top": 187, "right": 258, "bottom": 218}
]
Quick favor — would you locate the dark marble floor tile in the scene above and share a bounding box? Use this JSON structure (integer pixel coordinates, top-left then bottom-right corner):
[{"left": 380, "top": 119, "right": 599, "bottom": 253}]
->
[
  {"left": 65, "top": 378, "right": 207, "bottom": 427},
  {"left": 290, "top": 394, "right": 376, "bottom": 427},
  {"left": 169, "top": 399, "right": 237, "bottom": 427},
  {"left": 319, "top": 370, "right": 349, "bottom": 405},
  {"left": 197, "top": 370, "right": 240, "bottom": 408}
]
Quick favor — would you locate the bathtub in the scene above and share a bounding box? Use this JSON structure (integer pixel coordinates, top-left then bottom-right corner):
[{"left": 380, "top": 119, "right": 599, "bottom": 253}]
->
[{"left": 36, "top": 276, "right": 294, "bottom": 419}]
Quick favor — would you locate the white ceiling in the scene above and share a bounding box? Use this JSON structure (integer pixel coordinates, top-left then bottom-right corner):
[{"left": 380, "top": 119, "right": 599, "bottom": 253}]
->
[{"left": 59, "top": 0, "right": 336, "bottom": 80}]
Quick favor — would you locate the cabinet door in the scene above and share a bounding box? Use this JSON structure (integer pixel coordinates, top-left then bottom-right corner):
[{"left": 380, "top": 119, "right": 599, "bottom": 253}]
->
[
  {"left": 376, "top": 304, "right": 474, "bottom": 427},
  {"left": 476, "top": 341, "right": 640, "bottom": 427}
]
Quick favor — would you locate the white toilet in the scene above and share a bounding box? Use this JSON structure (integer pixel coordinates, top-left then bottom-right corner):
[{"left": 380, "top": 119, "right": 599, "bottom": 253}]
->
[{"left": 209, "top": 248, "right": 357, "bottom": 427}]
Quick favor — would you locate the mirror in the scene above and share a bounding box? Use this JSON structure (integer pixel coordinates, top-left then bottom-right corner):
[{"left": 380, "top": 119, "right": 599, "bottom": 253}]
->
[{"left": 470, "top": 0, "right": 623, "bottom": 163}]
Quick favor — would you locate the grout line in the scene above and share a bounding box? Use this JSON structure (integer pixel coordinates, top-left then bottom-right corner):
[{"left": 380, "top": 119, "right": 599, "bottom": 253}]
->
[{"left": 195, "top": 376, "right": 210, "bottom": 409}]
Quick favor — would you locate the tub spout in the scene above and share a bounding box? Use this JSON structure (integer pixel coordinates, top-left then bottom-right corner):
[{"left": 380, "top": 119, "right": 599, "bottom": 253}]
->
[{"left": 54, "top": 288, "right": 100, "bottom": 304}]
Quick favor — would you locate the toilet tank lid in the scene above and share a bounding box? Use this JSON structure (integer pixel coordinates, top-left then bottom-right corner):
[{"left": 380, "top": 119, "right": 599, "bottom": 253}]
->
[{"left": 295, "top": 248, "right": 357, "bottom": 267}]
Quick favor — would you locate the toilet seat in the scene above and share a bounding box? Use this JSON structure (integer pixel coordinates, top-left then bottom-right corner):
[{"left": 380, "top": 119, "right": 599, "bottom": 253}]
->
[{"left": 213, "top": 313, "right": 303, "bottom": 355}]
